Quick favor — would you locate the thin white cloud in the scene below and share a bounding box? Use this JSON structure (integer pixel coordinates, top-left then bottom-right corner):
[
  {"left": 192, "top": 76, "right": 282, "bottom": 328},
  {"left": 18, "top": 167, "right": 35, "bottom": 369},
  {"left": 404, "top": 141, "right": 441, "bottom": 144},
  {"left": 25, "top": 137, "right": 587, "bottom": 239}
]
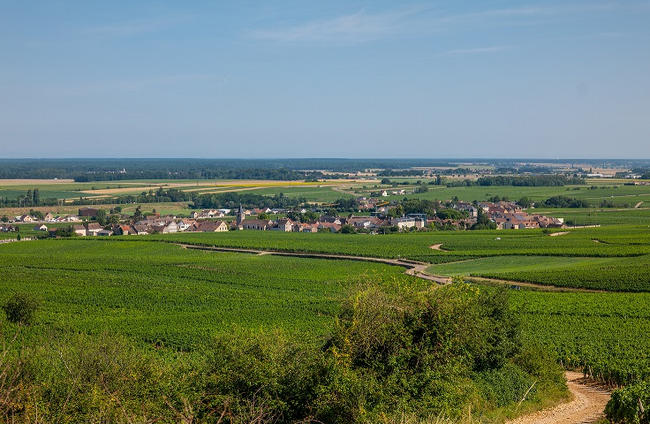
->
[
  {"left": 247, "top": 8, "right": 424, "bottom": 43},
  {"left": 437, "top": 46, "right": 514, "bottom": 57},
  {"left": 246, "top": 2, "right": 644, "bottom": 45}
]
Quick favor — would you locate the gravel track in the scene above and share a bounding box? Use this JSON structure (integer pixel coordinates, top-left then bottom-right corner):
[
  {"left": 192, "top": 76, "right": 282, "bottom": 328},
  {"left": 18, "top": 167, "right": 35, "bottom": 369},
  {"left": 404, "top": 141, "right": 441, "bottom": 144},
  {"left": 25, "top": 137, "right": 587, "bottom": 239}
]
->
[{"left": 507, "top": 371, "right": 611, "bottom": 424}]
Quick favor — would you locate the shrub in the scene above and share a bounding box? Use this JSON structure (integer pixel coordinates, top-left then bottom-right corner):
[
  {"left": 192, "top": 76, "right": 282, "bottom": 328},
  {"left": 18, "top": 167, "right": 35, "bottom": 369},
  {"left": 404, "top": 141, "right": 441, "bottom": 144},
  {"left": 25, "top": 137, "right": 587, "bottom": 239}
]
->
[
  {"left": 2, "top": 292, "right": 41, "bottom": 325},
  {"left": 606, "top": 380, "right": 650, "bottom": 424}
]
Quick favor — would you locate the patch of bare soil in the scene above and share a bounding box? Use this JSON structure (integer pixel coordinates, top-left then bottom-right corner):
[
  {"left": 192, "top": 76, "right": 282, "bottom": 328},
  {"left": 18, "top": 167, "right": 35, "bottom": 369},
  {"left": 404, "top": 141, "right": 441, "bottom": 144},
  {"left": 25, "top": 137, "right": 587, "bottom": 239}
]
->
[
  {"left": 549, "top": 231, "right": 569, "bottom": 237},
  {"left": 429, "top": 244, "right": 443, "bottom": 250},
  {"left": 507, "top": 371, "right": 611, "bottom": 424},
  {"left": 0, "top": 179, "right": 75, "bottom": 185}
]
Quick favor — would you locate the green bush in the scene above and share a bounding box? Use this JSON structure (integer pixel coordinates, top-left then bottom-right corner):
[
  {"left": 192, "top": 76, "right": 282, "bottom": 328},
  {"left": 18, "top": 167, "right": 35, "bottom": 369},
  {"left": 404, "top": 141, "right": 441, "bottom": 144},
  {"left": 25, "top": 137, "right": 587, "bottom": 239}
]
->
[
  {"left": 2, "top": 292, "right": 40, "bottom": 325},
  {"left": 606, "top": 381, "right": 650, "bottom": 424},
  {"left": 320, "top": 282, "right": 553, "bottom": 421}
]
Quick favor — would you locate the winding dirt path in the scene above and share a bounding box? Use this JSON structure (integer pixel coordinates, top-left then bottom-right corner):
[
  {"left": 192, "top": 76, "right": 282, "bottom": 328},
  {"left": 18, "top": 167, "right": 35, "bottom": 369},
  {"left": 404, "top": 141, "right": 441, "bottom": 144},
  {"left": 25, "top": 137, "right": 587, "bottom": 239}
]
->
[
  {"left": 177, "top": 244, "right": 604, "bottom": 292},
  {"left": 178, "top": 244, "right": 451, "bottom": 284},
  {"left": 507, "top": 372, "right": 611, "bottom": 424},
  {"left": 636, "top": 201, "right": 644, "bottom": 208},
  {"left": 429, "top": 243, "right": 444, "bottom": 250}
]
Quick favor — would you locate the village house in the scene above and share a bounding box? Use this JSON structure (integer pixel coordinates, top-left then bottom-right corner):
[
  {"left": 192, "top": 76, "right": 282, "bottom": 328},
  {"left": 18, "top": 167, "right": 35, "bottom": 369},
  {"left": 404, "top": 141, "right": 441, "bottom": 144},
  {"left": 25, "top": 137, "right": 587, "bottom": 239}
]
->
[
  {"left": 346, "top": 215, "right": 386, "bottom": 230},
  {"left": 132, "top": 224, "right": 151, "bottom": 235},
  {"left": 112, "top": 224, "right": 135, "bottom": 235},
  {"left": 85, "top": 223, "right": 103, "bottom": 236},
  {"left": 240, "top": 219, "right": 273, "bottom": 231},
  {"left": 0, "top": 225, "right": 16, "bottom": 233},
  {"left": 317, "top": 222, "right": 341, "bottom": 233},
  {"left": 73, "top": 224, "right": 87, "bottom": 237},
  {"left": 270, "top": 218, "right": 293, "bottom": 232},
  {"left": 78, "top": 207, "right": 98, "bottom": 217},
  {"left": 177, "top": 218, "right": 197, "bottom": 232},
  {"left": 293, "top": 222, "right": 319, "bottom": 233},
  {"left": 196, "top": 220, "right": 229, "bottom": 232},
  {"left": 196, "top": 209, "right": 224, "bottom": 218}
]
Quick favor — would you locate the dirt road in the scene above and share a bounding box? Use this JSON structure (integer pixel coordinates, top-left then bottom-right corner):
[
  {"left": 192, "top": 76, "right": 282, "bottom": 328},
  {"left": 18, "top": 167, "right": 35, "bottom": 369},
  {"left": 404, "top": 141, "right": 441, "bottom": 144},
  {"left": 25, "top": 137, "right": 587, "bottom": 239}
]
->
[
  {"left": 507, "top": 371, "right": 611, "bottom": 424},
  {"left": 178, "top": 244, "right": 451, "bottom": 284}
]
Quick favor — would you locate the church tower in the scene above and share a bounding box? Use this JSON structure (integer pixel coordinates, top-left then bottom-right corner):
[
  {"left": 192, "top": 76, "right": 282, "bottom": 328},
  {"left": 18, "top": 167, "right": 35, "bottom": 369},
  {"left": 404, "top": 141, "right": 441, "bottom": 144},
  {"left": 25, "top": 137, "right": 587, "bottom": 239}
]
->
[{"left": 236, "top": 204, "right": 245, "bottom": 225}]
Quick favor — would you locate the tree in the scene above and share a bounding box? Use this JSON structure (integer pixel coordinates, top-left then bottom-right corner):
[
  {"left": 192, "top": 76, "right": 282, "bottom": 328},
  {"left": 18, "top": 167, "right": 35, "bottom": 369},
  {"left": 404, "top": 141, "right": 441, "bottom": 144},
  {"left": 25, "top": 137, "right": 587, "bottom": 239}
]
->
[
  {"left": 96, "top": 209, "right": 107, "bottom": 226},
  {"left": 518, "top": 196, "right": 531, "bottom": 208},
  {"left": 387, "top": 205, "right": 404, "bottom": 219},
  {"left": 326, "top": 208, "right": 339, "bottom": 217},
  {"left": 340, "top": 224, "right": 356, "bottom": 233},
  {"left": 472, "top": 207, "right": 497, "bottom": 230},
  {"left": 2, "top": 292, "right": 41, "bottom": 325},
  {"left": 29, "top": 209, "right": 44, "bottom": 220},
  {"left": 33, "top": 188, "right": 40, "bottom": 205},
  {"left": 1, "top": 215, "right": 7, "bottom": 223},
  {"left": 132, "top": 206, "right": 143, "bottom": 222}
]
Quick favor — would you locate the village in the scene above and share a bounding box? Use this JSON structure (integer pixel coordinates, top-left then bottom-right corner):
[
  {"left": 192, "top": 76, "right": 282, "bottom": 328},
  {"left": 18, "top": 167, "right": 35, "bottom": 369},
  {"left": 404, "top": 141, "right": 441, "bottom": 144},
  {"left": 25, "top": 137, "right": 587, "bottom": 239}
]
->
[{"left": 1, "top": 199, "right": 563, "bottom": 237}]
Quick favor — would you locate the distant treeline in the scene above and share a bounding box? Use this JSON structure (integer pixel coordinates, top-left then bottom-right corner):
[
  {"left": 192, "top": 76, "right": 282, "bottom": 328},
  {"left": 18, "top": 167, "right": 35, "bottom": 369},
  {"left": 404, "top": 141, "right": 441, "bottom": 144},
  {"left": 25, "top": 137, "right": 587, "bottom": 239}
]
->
[
  {"left": 74, "top": 168, "right": 336, "bottom": 182},
  {"left": 2, "top": 158, "right": 650, "bottom": 180},
  {"left": 0, "top": 159, "right": 457, "bottom": 180},
  {"left": 448, "top": 175, "right": 584, "bottom": 187}
]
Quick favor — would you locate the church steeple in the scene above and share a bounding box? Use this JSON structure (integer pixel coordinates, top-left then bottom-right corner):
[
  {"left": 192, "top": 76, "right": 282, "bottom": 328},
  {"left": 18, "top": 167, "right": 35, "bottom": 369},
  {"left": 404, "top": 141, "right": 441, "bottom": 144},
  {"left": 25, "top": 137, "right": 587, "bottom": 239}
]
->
[{"left": 236, "top": 204, "right": 245, "bottom": 225}]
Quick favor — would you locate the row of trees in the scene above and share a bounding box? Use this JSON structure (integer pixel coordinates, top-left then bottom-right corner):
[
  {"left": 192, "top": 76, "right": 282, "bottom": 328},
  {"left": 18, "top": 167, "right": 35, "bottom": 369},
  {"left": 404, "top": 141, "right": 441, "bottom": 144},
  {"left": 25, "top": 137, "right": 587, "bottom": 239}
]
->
[
  {"left": 0, "top": 188, "right": 56, "bottom": 208},
  {"left": 449, "top": 175, "right": 586, "bottom": 187}
]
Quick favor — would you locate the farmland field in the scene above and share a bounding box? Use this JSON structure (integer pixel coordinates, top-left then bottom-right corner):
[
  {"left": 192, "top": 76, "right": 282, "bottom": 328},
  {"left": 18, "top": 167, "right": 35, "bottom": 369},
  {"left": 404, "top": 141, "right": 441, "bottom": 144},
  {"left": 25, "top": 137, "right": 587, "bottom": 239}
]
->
[
  {"left": 511, "top": 290, "right": 650, "bottom": 385},
  {"left": 0, "top": 239, "right": 414, "bottom": 349},
  {"left": 1, "top": 237, "right": 648, "bottom": 391}
]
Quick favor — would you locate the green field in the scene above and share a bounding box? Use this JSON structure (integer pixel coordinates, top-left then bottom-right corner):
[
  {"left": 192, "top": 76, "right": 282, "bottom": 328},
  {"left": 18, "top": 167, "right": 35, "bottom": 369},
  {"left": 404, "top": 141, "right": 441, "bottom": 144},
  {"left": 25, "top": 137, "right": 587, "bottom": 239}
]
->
[
  {"left": 241, "top": 185, "right": 355, "bottom": 202},
  {"left": 357, "top": 183, "right": 650, "bottom": 207},
  {"left": 2, "top": 237, "right": 647, "bottom": 390},
  {"left": 428, "top": 256, "right": 617, "bottom": 277},
  {"left": 512, "top": 290, "right": 650, "bottom": 385},
  {"left": 0, "top": 239, "right": 412, "bottom": 349}
]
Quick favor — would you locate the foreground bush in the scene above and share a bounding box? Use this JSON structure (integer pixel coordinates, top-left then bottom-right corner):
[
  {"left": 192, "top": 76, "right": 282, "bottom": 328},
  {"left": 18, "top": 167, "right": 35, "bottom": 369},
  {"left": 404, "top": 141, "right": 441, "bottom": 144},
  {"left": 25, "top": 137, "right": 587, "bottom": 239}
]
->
[
  {"left": 319, "top": 282, "right": 566, "bottom": 422},
  {"left": 1, "top": 282, "right": 566, "bottom": 423},
  {"left": 606, "top": 381, "right": 650, "bottom": 424},
  {"left": 2, "top": 292, "right": 40, "bottom": 325}
]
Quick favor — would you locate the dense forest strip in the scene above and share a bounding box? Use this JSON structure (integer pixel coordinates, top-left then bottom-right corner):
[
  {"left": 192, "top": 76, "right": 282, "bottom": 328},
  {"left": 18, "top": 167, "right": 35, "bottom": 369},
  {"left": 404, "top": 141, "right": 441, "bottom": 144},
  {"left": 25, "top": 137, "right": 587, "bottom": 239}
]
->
[{"left": 507, "top": 371, "right": 611, "bottom": 424}]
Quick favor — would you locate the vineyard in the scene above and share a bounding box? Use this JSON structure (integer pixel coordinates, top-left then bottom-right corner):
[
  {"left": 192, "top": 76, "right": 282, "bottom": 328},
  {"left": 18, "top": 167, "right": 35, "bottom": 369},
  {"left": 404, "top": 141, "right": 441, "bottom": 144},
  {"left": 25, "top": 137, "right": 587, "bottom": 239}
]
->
[
  {"left": 0, "top": 239, "right": 413, "bottom": 349},
  {"left": 140, "top": 225, "right": 650, "bottom": 291},
  {"left": 2, "top": 238, "right": 648, "bottom": 392},
  {"left": 511, "top": 290, "right": 650, "bottom": 386}
]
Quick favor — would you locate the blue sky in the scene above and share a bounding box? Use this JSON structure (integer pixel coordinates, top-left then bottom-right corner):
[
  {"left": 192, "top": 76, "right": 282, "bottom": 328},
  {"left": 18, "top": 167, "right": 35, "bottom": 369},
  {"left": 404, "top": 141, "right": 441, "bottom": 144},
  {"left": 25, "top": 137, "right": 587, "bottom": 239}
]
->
[{"left": 1, "top": 1, "right": 649, "bottom": 159}]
